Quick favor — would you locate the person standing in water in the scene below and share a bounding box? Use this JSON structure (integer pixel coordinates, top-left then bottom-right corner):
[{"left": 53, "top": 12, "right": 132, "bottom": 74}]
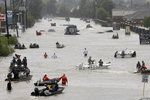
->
[
  {"left": 44, "top": 52, "right": 48, "bottom": 58},
  {"left": 59, "top": 74, "right": 68, "bottom": 86},
  {"left": 7, "top": 81, "right": 12, "bottom": 91},
  {"left": 51, "top": 53, "right": 57, "bottom": 59},
  {"left": 83, "top": 48, "right": 88, "bottom": 57}
]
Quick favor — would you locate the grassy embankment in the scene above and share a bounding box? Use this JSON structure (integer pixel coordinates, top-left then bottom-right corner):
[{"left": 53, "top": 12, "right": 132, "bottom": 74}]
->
[{"left": 0, "top": 35, "right": 18, "bottom": 56}]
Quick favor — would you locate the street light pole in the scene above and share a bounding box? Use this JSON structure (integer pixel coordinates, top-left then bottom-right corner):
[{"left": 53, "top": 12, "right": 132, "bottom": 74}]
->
[
  {"left": 4, "top": 0, "right": 9, "bottom": 39},
  {"left": 25, "top": 0, "right": 27, "bottom": 29}
]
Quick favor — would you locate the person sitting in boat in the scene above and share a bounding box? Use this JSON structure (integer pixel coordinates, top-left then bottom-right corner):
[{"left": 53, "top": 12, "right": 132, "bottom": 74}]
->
[
  {"left": 22, "top": 57, "right": 27, "bottom": 67},
  {"left": 83, "top": 48, "right": 88, "bottom": 57},
  {"left": 22, "top": 44, "right": 25, "bottom": 49},
  {"left": 141, "top": 61, "right": 147, "bottom": 71},
  {"left": 49, "top": 83, "right": 59, "bottom": 92},
  {"left": 88, "top": 56, "right": 94, "bottom": 65},
  {"left": 98, "top": 59, "right": 103, "bottom": 66},
  {"left": 17, "top": 58, "right": 22, "bottom": 67},
  {"left": 15, "top": 54, "right": 21, "bottom": 59},
  {"left": 56, "top": 42, "right": 60, "bottom": 46},
  {"left": 30, "top": 43, "right": 32, "bottom": 46},
  {"left": 7, "top": 73, "right": 12, "bottom": 80},
  {"left": 43, "top": 74, "right": 50, "bottom": 81},
  {"left": 121, "top": 50, "right": 125, "bottom": 58},
  {"left": 43, "top": 83, "right": 59, "bottom": 95},
  {"left": 116, "top": 33, "right": 119, "bottom": 37},
  {"left": 136, "top": 61, "right": 141, "bottom": 72},
  {"left": 12, "top": 57, "right": 16, "bottom": 64},
  {"left": 44, "top": 52, "right": 48, "bottom": 58},
  {"left": 88, "top": 56, "right": 92, "bottom": 65}
]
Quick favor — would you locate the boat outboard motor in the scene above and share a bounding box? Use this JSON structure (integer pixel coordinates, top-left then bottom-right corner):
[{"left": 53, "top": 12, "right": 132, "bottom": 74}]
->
[
  {"left": 132, "top": 51, "right": 136, "bottom": 57},
  {"left": 34, "top": 88, "right": 39, "bottom": 96}
]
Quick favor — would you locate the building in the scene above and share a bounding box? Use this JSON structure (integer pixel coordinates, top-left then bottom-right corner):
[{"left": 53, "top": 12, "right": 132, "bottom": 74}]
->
[
  {"left": 112, "top": 9, "right": 135, "bottom": 22},
  {"left": 124, "top": 9, "right": 150, "bottom": 26}
]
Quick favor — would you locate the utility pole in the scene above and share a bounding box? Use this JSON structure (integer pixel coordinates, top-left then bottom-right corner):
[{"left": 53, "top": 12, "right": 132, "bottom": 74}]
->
[
  {"left": 11, "top": 0, "right": 19, "bottom": 37},
  {"left": 4, "top": 0, "right": 9, "bottom": 39},
  {"left": 131, "top": 0, "right": 133, "bottom": 8},
  {"left": 25, "top": 0, "right": 27, "bottom": 29}
]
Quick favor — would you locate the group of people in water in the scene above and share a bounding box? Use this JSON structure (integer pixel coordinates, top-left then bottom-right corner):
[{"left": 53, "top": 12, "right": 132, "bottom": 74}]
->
[
  {"left": 44, "top": 52, "right": 57, "bottom": 59},
  {"left": 136, "top": 61, "right": 147, "bottom": 72},
  {"left": 14, "top": 43, "right": 26, "bottom": 49}
]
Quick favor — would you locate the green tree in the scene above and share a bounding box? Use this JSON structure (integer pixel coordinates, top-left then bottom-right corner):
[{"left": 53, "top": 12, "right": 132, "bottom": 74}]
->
[
  {"left": 57, "top": 5, "right": 70, "bottom": 17},
  {"left": 76, "top": 0, "right": 114, "bottom": 19},
  {"left": 46, "top": 0, "right": 57, "bottom": 16},
  {"left": 96, "top": 7, "right": 109, "bottom": 20},
  {"left": 0, "top": 5, "right": 5, "bottom": 13},
  {"left": 28, "top": 0, "right": 44, "bottom": 19},
  {"left": 100, "top": 0, "right": 114, "bottom": 16},
  {"left": 144, "top": 17, "right": 150, "bottom": 28}
]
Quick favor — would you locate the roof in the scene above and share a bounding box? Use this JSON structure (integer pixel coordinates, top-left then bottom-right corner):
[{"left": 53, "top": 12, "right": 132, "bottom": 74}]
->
[
  {"left": 124, "top": 9, "right": 150, "bottom": 20},
  {"left": 112, "top": 9, "right": 136, "bottom": 17}
]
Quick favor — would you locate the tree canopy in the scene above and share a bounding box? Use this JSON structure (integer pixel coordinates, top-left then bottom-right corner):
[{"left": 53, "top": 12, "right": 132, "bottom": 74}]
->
[
  {"left": 72, "top": 0, "right": 114, "bottom": 20},
  {"left": 144, "top": 17, "right": 150, "bottom": 28}
]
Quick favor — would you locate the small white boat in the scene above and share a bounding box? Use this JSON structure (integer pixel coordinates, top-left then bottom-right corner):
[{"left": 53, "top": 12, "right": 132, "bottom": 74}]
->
[
  {"left": 76, "top": 62, "right": 111, "bottom": 70},
  {"left": 114, "top": 49, "right": 136, "bottom": 58}
]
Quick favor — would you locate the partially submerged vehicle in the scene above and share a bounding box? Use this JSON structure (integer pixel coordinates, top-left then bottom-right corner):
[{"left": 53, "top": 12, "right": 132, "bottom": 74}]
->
[
  {"left": 86, "top": 24, "right": 92, "bottom": 28},
  {"left": 51, "top": 23, "right": 56, "bottom": 26},
  {"left": 36, "top": 31, "right": 42, "bottom": 36},
  {"left": 65, "top": 17, "right": 70, "bottom": 21},
  {"left": 48, "top": 29, "right": 55, "bottom": 32},
  {"left": 29, "top": 43, "right": 39, "bottom": 48},
  {"left": 56, "top": 42, "right": 65, "bottom": 49},
  {"left": 31, "top": 87, "right": 64, "bottom": 96},
  {"left": 112, "top": 33, "right": 119, "bottom": 39},
  {"left": 65, "top": 25, "right": 80, "bottom": 35},
  {"left": 114, "top": 49, "right": 136, "bottom": 58},
  {"left": 76, "top": 62, "right": 111, "bottom": 70}
]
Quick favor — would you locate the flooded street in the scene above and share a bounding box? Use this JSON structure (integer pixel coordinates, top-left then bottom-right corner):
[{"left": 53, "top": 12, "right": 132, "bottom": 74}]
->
[{"left": 0, "top": 18, "right": 150, "bottom": 100}]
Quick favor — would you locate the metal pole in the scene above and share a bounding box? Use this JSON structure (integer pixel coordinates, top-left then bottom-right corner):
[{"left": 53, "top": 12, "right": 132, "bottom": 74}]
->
[
  {"left": 25, "top": 0, "right": 27, "bottom": 29},
  {"left": 142, "top": 82, "right": 146, "bottom": 98},
  {"left": 4, "top": 0, "right": 9, "bottom": 39}
]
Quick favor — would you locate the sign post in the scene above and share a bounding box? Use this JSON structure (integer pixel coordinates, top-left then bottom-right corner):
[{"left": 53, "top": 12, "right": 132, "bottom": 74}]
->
[{"left": 142, "top": 74, "right": 149, "bottom": 98}]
